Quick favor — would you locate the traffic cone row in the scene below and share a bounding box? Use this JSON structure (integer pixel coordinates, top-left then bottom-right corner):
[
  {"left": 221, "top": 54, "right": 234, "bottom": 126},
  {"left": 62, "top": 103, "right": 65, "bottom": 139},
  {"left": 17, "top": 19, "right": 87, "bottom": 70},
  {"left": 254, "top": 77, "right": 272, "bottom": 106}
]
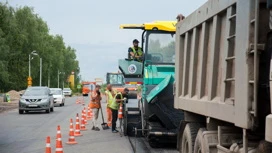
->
[
  {"left": 81, "top": 109, "right": 87, "bottom": 131},
  {"left": 87, "top": 107, "right": 92, "bottom": 120},
  {"left": 74, "top": 113, "right": 82, "bottom": 136},
  {"left": 81, "top": 97, "right": 85, "bottom": 105},
  {"left": 83, "top": 107, "right": 88, "bottom": 125},
  {"left": 45, "top": 107, "right": 92, "bottom": 153},
  {"left": 75, "top": 98, "right": 81, "bottom": 104},
  {"left": 66, "top": 119, "right": 77, "bottom": 145},
  {"left": 45, "top": 136, "right": 51, "bottom": 153}
]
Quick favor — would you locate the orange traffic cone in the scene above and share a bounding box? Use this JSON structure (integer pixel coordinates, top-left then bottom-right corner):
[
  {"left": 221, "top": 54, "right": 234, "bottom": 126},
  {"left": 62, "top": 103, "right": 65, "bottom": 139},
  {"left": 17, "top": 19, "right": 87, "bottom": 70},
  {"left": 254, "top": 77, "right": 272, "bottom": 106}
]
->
[
  {"left": 81, "top": 97, "right": 84, "bottom": 105},
  {"left": 118, "top": 104, "right": 123, "bottom": 119},
  {"left": 83, "top": 107, "right": 88, "bottom": 125},
  {"left": 74, "top": 113, "right": 82, "bottom": 136},
  {"left": 66, "top": 119, "right": 78, "bottom": 144},
  {"left": 56, "top": 125, "right": 62, "bottom": 139},
  {"left": 87, "top": 107, "right": 92, "bottom": 120},
  {"left": 45, "top": 136, "right": 51, "bottom": 153},
  {"left": 76, "top": 98, "right": 80, "bottom": 104},
  {"left": 55, "top": 126, "right": 63, "bottom": 153},
  {"left": 80, "top": 110, "right": 87, "bottom": 131}
]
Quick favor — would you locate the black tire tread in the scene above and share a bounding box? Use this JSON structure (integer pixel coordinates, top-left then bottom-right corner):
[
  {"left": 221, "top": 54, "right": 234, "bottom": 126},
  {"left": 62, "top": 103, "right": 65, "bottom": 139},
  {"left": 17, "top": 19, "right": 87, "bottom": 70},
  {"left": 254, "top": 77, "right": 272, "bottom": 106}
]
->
[
  {"left": 181, "top": 123, "right": 202, "bottom": 153},
  {"left": 19, "top": 110, "right": 24, "bottom": 114},
  {"left": 194, "top": 128, "right": 207, "bottom": 153},
  {"left": 257, "top": 140, "right": 272, "bottom": 153}
]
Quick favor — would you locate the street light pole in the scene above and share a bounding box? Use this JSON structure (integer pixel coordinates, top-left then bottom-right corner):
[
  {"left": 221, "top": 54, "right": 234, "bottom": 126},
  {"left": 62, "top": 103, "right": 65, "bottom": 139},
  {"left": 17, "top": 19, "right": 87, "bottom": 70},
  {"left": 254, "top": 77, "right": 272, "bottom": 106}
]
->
[
  {"left": 39, "top": 58, "right": 42, "bottom": 86},
  {"left": 29, "top": 54, "right": 31, "bottom": 77},
  {"left": 28, "top": 51, "right": 38, "bottom": 87},
  {"left": 58, "top": 69, "right": 60, "bottom": 88}
]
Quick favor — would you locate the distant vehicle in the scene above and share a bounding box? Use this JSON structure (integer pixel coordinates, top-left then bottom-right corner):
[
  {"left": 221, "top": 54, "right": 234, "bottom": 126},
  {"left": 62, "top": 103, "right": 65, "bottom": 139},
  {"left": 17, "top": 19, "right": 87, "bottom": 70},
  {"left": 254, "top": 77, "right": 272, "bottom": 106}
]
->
[
  {"left": 19, "top": 86, "right": 54, "bottom": 114},
  {"left": 106, "top": 72, "right": 138, "bottom": 98},
  {"left": 63, "top": 88, "right": 72, "bottom": 97},
  {"left": 50, "top": 88, "right": 65, "bottom": 106},
  {"left": 82, "top": 81, "right": 96, "bottom": 96}
]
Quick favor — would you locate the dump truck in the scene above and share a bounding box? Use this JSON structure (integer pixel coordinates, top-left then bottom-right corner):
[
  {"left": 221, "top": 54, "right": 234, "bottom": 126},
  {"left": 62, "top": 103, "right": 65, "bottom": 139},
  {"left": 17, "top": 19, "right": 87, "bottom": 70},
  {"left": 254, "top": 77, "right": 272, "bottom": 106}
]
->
[
  {"left": 174, "top": 0, "right": 272, "bottom": 152},
  {"left": 118, "top": 21, "right": 184, "bottom": 147}
]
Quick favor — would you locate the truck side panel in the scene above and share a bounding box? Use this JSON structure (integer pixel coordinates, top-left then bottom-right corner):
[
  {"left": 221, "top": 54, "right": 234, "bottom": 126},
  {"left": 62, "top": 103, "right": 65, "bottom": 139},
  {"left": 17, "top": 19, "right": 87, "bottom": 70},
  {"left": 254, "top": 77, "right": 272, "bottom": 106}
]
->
[{"left": 174, "top": 0, "right": 265, "bottom": 129}]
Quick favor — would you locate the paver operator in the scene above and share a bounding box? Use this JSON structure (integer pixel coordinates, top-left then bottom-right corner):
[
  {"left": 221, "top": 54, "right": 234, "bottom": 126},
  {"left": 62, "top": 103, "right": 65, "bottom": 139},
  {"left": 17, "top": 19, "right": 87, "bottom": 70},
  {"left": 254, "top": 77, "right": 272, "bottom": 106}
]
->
[{"left": 128, "top": 39, "right": 143, "bottom": 62}]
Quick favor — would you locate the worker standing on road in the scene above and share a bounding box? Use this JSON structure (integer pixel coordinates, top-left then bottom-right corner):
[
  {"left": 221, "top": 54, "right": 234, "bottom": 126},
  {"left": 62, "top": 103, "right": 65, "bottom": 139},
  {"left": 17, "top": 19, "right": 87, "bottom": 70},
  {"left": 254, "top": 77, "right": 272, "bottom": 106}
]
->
[
  {"left": 105, "top": 84, "right": 115, "bottom": 127},
  {"left": 128, "top": 39, "right": 144, "bottom": 62},
  {"left": 90, "top": 85, "right": 101, "bottom": 131},
  {"left": 110, "top": 88, "right": 129, "bottom": 133}
]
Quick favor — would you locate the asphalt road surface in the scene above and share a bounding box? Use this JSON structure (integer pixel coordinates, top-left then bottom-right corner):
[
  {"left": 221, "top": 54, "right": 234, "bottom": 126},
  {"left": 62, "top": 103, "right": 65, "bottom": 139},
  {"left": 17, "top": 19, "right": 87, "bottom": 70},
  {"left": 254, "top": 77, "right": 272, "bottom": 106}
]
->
[{"left": 0, "top": 96, "right": 133, "bottom": 153}]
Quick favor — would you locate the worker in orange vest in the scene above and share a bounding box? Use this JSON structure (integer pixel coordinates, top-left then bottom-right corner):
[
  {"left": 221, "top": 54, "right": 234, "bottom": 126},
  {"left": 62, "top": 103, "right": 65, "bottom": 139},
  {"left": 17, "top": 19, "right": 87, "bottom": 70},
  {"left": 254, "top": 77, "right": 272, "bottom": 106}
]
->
[{"left": 90, "top": 85, "right": 102, "bottom": 131}]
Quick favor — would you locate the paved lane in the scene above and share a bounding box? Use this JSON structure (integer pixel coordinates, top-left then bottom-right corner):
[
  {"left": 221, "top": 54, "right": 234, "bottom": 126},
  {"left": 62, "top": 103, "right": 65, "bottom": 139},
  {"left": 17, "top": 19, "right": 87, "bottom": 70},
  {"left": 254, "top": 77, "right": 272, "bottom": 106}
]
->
[{"left": 0, "top": 96, "right": 133, "bottom": 153}]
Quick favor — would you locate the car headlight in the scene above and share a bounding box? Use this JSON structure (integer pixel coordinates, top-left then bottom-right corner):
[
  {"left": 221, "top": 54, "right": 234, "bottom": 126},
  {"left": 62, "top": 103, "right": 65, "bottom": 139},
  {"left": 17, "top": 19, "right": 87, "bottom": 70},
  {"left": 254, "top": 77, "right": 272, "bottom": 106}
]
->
[
  {"left": 20, "top": 98, "right": 27, "bottom": 103},
  {"left": 41, "top": 98, "right": 49, "bottom": 102}
]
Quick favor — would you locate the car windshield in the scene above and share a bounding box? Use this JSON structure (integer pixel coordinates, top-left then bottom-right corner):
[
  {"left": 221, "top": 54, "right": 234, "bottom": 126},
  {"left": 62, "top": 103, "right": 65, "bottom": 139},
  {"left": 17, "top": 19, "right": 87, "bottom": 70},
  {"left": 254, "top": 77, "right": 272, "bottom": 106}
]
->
[
  {"left": 24, "top": 88, "right": 48, "bottom": 96},
  {"left": 108, "top": 74, "right": 124, "bottom": 85},
  {"left": 63, "top": 88, "right": 70, "bottom": 91},
  {"left": 50, "top": 90, "right": 62, "bottom": 95},
  {"left": 146, "top": 32, "right": 175, "bottom": 64}
]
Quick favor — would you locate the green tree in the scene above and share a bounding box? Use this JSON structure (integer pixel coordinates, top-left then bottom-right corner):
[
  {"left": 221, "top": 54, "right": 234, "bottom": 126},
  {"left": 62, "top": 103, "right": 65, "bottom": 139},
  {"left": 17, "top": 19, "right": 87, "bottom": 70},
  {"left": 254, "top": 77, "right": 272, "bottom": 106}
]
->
[{"left": 0, "top": 3, "right": 80, "bottom": 92}]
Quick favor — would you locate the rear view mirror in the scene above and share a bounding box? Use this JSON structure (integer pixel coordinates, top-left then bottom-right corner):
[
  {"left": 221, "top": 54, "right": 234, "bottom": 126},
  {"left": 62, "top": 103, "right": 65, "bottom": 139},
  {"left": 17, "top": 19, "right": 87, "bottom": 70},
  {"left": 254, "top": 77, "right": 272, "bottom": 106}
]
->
[
  {"left": 19, "top": 93, "right": 23, "bottom": 96},
  {"left": 49, "top": 93, "right": 53, "bottom": 96}
]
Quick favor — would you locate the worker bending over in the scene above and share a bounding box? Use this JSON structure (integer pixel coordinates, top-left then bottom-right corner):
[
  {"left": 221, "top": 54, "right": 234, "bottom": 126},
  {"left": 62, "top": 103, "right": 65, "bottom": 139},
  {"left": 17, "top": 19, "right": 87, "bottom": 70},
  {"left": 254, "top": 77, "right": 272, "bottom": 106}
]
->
[{"left": 110, "top": 88, "right": 129, "bottom": 133}]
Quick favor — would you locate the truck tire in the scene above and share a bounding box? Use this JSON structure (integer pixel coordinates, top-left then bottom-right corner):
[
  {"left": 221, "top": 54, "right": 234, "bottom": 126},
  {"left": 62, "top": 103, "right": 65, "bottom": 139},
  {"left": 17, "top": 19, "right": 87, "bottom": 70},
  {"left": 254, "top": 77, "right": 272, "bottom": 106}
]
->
[
  {"left": 257, "top": 140, "right": 272, "bottom": 153},
  {"left": 180, "top": 123, "right": 201, "bottom": 153},
  {"left": 194, "top": 128, "right": 215, "bottom": 153}
]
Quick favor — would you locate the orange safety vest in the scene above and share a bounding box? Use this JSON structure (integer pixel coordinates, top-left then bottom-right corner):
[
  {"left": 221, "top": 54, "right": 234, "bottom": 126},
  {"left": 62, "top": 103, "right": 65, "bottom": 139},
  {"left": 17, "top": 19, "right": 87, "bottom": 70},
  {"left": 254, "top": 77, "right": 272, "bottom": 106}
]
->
[{"left": 89, "top": 91, "right": 101, "bottom": 109}]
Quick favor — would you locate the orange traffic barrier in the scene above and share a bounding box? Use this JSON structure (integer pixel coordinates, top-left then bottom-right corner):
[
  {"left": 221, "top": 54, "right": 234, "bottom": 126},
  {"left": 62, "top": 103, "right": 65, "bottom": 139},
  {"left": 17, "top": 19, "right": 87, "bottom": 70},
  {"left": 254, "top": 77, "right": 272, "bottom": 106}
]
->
[
  {"left": 55, "top": 126, "right": 63, "bottom": 153},
  {"left": 45, "top": 136, "right": 51, "bottom": 153},
  {"left": 74, "top": 113, "right": 82, "bottom": 136},
  {"left": 87, "top": 106, "right": 92, "bottom": 120},
  {"left": 66, "top": 119, "right": 77, "bottom": 145},
  {"left": 118, "top": 104, "right": 123, "bottom": 119},
  {"left": 83, "top": 107, "right": 88, "bottom": 125},
  {"left": 80, "top": 110, "right": 87, "bottom": 131}
]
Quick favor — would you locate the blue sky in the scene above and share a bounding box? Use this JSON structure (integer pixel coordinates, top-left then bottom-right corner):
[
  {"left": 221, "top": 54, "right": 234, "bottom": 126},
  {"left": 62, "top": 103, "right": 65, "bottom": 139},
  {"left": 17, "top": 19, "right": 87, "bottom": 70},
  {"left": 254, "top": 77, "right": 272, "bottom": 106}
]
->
[{"left": 7, "top": 0, "right": 207, "bottom": 82}]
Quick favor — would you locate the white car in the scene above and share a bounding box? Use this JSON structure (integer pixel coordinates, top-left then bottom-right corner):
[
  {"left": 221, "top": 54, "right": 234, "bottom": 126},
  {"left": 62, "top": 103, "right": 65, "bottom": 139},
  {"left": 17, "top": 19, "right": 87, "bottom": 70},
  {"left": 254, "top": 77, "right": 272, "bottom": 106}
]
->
[
  {"left": 50, "top": 88, "right": 65, "bottom": 106},
  {"left": 63, "top": 88, "right": 72, "bottom": 97}
]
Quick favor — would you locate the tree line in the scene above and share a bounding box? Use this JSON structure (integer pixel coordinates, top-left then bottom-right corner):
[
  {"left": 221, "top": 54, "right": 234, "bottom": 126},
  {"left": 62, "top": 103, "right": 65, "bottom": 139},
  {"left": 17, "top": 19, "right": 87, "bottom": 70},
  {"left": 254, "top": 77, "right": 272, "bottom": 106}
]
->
[{"left": 0, "top": 3, "right": 80, "bottom": 92}]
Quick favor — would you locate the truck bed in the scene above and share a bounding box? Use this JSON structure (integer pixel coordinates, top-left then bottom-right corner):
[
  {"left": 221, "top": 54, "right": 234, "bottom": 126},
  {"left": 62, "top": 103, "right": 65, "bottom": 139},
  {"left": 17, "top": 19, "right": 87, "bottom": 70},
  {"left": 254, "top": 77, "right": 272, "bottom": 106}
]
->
[{"left": 174, "top": 0, "right": 270, "bottom": 129}]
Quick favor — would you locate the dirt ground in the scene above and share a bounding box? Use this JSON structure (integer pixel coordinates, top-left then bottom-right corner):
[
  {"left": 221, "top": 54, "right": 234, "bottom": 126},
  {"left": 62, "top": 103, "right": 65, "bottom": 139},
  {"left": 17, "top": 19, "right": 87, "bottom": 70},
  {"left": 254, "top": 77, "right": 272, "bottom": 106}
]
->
[
  {"left": 0, "top": 101, "right": 18, "bottom": 113},
  {"left": 0, "top": 90, "right": 22, "bottom": 113}
]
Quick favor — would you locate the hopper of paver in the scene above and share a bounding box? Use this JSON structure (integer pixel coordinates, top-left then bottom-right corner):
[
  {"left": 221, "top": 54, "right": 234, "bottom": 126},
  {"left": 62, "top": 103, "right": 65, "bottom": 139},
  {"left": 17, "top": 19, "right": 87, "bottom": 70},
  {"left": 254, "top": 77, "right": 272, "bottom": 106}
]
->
[{"left": 118, "top": 59, "right": 143, "bottom": 84}]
